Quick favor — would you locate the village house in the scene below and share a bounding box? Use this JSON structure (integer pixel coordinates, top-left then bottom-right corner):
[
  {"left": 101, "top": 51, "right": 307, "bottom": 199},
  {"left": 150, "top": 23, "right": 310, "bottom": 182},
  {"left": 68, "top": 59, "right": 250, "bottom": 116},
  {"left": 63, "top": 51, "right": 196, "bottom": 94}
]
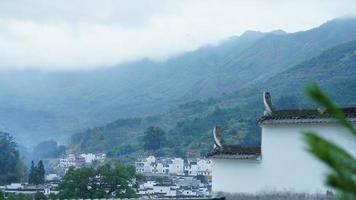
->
[
  {"left": 208, "top": 92, "right": 356, "bottom": 194},
  {"left": 137, "top": 175, "right": 211, "bottom": 198},
  {"left": 152, "top": 184, "right": 177, "bottom": 197},
  {"left": 58, "top": 153, "right": 106, "bottom": 169},
  {"left": 138, "top": 181, "right": 178, "bottom": 198},
  {"left": 45, "top": 174, "right": 60, "bottom": 182},
  {"left": 2, "top": 183, "right": 55, "bottom": 196},
  {"left": 80, "top": 153, "right": 96, "bottom": 163},
  {"left": 196, "top": 159, "right": 212, "bottom": 175},
  {"left": 136, "top": 156, "right": 206, "bottom": 176}
]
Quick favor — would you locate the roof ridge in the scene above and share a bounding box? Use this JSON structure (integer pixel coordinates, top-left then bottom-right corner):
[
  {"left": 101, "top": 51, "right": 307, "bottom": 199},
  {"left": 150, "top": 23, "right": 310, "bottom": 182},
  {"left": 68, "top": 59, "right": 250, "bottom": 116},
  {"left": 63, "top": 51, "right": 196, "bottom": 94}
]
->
[{"left": 259, "top": 92, "right": 356, "bottom": 124}]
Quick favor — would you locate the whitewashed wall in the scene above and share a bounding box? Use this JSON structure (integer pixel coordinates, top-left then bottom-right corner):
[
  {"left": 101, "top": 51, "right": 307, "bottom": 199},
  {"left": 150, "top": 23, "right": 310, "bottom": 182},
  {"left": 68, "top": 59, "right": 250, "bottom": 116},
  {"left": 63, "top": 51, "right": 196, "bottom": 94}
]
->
[
  {"left": 212, "top": 123, "right": 356, "bottom": 194},
  {"left": 212, "top": 159, "right": 262, "bottom": 193}
]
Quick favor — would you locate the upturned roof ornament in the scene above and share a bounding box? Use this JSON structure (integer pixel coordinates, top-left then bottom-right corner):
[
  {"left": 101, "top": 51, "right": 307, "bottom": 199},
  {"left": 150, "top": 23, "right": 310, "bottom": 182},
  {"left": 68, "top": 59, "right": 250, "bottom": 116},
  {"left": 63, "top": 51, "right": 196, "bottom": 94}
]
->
[
  {"left": 213, "top": 126, "right": 224, "bottom": 150},
  {"left": 263, "top": 91, "right": 275, "bottom": 116}
]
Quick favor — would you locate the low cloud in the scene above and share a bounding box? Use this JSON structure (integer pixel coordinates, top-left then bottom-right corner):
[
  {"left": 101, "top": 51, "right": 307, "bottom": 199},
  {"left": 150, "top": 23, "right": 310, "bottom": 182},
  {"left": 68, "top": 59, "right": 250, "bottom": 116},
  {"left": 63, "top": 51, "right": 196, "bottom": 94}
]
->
[{"left": 0, "top": 0, "right": 355, "bottom": 70}]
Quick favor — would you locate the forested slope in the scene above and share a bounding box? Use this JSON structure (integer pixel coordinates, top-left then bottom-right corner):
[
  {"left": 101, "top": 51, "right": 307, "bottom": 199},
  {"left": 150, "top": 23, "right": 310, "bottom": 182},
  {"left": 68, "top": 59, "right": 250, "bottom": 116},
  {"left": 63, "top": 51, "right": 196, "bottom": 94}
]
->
[{"left": 71, "top": 39, "right": 356, "bottom": 158}]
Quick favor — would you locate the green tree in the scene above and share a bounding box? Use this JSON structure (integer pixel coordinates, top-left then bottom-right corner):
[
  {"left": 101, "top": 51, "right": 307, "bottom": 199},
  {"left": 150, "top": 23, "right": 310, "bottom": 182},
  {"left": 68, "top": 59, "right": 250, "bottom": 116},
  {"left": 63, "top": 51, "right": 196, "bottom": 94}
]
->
[
  {"left": 97, "top": 164, "right": 138, "bottom": 198},
  {"left": 28, "top": 160, "right": 45, "bottom": 185},
  {"left": 143, "top": 126, "right": 166, "bottom": 151},
  {"left": 33, "top": 140, "right": 66, "bottom": 159},
  {"left": 57, "top": 167, "right": 95, "bottom": 199},
  {"left": 57, "top": 164, "right": 141, "bottom": 199},
  {"left": 36, "top": 160, "right": 45, "bottom": 184},
  {"left": 34, "top": 192, "right": 47, "bottom": 200},
  {"left": 0, "top": 132, "right": 24, "bottom": 184},
  {"left": 15, "top": 194, "right": 31, "bottom": 200},
  {"left": 304, "top": 84, "right": 356, "bottom": 199},
  {"left": 0, "top": 191, "right": 4, "bottom": 200},
  {"left": 6, "top": 193, "right": 31, "bottom": 200},
  {"left": 28, "top": 161, "right": 35, "bottom": 184},
  {"left": 107, "top": 144, "right": 134, "bottom": 157}
]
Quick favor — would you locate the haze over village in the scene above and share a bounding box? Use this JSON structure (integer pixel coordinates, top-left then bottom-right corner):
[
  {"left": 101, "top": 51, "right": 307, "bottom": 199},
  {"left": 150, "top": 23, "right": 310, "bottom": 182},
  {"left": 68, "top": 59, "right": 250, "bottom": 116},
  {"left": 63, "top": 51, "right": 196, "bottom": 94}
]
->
[{"left": 0, "top": 1, "right": 356, "bottom": 200}]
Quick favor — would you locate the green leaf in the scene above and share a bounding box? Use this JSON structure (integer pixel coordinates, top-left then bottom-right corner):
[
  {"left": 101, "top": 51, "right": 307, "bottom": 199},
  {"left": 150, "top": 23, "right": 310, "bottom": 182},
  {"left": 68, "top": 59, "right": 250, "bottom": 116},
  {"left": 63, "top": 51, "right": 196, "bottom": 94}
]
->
[
  {"left": 304, "top": 132, "right": 356, "bottom": 173},
  {"left": 304, "top": 84, "right": 356, "bottom": 199},
  {"left": 305, "top": 83, "right": 356, "bottom": 137}
]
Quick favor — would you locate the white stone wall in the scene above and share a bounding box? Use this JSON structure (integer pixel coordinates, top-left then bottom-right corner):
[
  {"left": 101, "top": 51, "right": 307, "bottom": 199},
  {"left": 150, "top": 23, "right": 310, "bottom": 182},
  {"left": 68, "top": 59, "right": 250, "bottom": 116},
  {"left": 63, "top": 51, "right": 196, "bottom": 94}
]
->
[
  {"left": 212, "top": 123, "right": 356, "bottom": 194},
  {"left": 212, "top": 159, "right": 261, "bottom": 193}
]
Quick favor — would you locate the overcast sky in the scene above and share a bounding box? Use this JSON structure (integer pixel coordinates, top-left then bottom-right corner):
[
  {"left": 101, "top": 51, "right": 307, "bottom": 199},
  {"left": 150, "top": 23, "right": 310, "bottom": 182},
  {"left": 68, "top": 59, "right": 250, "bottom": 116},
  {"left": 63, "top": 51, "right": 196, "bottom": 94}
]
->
[{"left": 0, "top": 0, "right": 356, "bottom": 70}]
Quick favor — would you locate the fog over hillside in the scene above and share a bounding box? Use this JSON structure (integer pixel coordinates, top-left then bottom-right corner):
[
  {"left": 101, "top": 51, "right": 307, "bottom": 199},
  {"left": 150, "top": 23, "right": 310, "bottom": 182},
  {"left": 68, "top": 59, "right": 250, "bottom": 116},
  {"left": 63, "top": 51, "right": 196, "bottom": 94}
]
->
[
  {"left": 0, "top": 18, "right": 356, "bottom": 147},
  {"left": 0, "top": 0, "right": 355, "bottom": 69},
  {"left": 71, "top": 38, "right": 356, "bottom": 157},
  {"left": 0, "top": 1, "right": 355, "bottom": 148},
  {"left": 1, "top": 2, "right": 356, "bottom": 199}
]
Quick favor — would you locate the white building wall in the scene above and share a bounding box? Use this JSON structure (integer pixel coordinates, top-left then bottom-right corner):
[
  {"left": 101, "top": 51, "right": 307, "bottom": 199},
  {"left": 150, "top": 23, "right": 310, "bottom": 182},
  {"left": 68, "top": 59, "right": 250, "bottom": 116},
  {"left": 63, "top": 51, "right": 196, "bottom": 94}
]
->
[
  {"left": 142, "top": 181, "right": 156, "bottom": 189},
  {"left": 156, "top": 163, "right": 164, "bottom": 174},
  {"left": 182, "top": 189, "right": 197, "bottom": 196},
  {"left": 170, "top": 158, "right": 184, "bottom": 174},
  {"left": 197, "top": 159, "right": 212, "bottom": 175},
  {"left": 212, "top": 123, "right": 356, "bottom": 194},
  {"left": 153, "top": 185, "right": 171, "bottom": 194},
  {"left": 143, "top": 164, "right": 153, "bottom": 173},
  {"left": 212, "top": 159, "right": 261, "bottom": 193},
  {"left": 166, "top": 189, "right": 177, "bottom": 197},
  {"left": 80, "top": 153, "right": 96, "bottom": 163},
  {"left": 146, "top": 156, "right": 156, "bottom": 163}
]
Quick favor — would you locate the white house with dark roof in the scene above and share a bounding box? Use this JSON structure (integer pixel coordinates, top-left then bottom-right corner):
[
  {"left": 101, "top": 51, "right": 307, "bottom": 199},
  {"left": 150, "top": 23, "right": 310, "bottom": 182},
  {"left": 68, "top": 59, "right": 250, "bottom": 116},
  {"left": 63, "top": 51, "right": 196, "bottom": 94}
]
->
[{"left": 208, "top": 92, "right": 356, "bottom": 194}]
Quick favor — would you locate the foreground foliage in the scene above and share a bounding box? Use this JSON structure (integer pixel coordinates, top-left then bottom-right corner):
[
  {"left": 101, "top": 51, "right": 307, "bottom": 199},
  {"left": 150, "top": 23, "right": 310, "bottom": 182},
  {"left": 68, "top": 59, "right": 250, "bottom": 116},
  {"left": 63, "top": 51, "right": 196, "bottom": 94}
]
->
[
  {"left": 304, "top": 84, "right": 356, "bottom": 199},
  {"left": 56, "top": 164, "right": 142, "bottom": 199}
]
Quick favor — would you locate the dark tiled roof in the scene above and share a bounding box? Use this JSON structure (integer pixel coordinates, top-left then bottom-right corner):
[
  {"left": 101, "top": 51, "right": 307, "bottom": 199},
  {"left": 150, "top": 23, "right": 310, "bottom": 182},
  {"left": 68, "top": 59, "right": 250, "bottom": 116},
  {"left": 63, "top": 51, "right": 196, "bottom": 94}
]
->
[
  {"left": 259, "top": 91, "right": 356, "bottom": 124},
  {"left": 207, "top": 145, "right": 261, "bottom": 160},
  {"left": 258, "top": 107, "right": 356, "bottom": 124}
]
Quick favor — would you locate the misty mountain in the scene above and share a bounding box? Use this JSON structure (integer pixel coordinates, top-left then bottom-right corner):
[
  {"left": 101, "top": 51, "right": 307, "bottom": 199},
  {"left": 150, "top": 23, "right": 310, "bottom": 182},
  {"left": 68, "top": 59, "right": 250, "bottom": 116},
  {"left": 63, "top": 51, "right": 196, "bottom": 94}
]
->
[
  {"left": 1, "top": 17, "right": 356, "bottom": 145},
  {"left": 71, "top": 38, "right": 356, "bottom": 157}
]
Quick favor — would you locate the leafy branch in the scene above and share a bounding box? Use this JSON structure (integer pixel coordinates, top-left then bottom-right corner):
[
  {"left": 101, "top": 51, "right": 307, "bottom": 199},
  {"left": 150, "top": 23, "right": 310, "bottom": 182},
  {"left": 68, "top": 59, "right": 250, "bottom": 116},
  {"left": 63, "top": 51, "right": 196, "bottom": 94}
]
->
[{"left": 304, "top": 83, "right": 356, "bottom": 199}]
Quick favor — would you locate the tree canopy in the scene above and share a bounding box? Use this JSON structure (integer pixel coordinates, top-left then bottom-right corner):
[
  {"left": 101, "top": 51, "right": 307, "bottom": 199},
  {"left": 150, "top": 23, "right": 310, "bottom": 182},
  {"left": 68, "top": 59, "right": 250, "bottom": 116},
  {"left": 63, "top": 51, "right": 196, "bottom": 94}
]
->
[
  {"left": 143, "top": 126, "right": 166, "bottom": 151},
  {"left": 57, "top": 164, "right": 142, "bottom": 199},
  {"left": 29, "top": 160, "right": 45, "bottom": 185},
  {"left": 33, "top": 140, "right": 66, "bottom": 159},
  {"left": 0, "top": 132, "right": 24, "bottom": 184}
]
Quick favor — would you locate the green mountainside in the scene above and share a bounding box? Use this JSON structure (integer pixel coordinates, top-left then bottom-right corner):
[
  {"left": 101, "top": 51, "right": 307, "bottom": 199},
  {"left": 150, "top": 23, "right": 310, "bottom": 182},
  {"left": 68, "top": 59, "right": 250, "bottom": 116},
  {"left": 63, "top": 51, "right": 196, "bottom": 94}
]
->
[
  {"left": 1, "top": 18, "right": 356, "bottom": 146},
  {"left": 71, "top": 39, "right": 356, "bottom": 158},
  {"left": 0, "top": 30, "right": 266, "bottom": 145}
]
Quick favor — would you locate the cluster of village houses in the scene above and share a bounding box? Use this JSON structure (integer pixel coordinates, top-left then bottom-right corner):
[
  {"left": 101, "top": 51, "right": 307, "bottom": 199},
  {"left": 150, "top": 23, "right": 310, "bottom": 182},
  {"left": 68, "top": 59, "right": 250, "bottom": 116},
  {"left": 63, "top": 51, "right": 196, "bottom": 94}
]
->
[
  {"left": 0, "top": 174, "right": 61, "bottom": 196},
  {"left": 0, "top": 153, "right": 107, "bottom": 197},
  {"left": 58, "top": 153, "right": 106, "bottom": 169},
  {"left": 135, "top": 155, "right": 212, "bottom": 176},
  {"left": 138, "top": 177, "right": 211, "bottom": 198},
  {"left": 135, "top": 156, "right": 212, "bottom": 198},
  {"left": 0, "top": 154, "right": 213, "bottom": 198}
]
